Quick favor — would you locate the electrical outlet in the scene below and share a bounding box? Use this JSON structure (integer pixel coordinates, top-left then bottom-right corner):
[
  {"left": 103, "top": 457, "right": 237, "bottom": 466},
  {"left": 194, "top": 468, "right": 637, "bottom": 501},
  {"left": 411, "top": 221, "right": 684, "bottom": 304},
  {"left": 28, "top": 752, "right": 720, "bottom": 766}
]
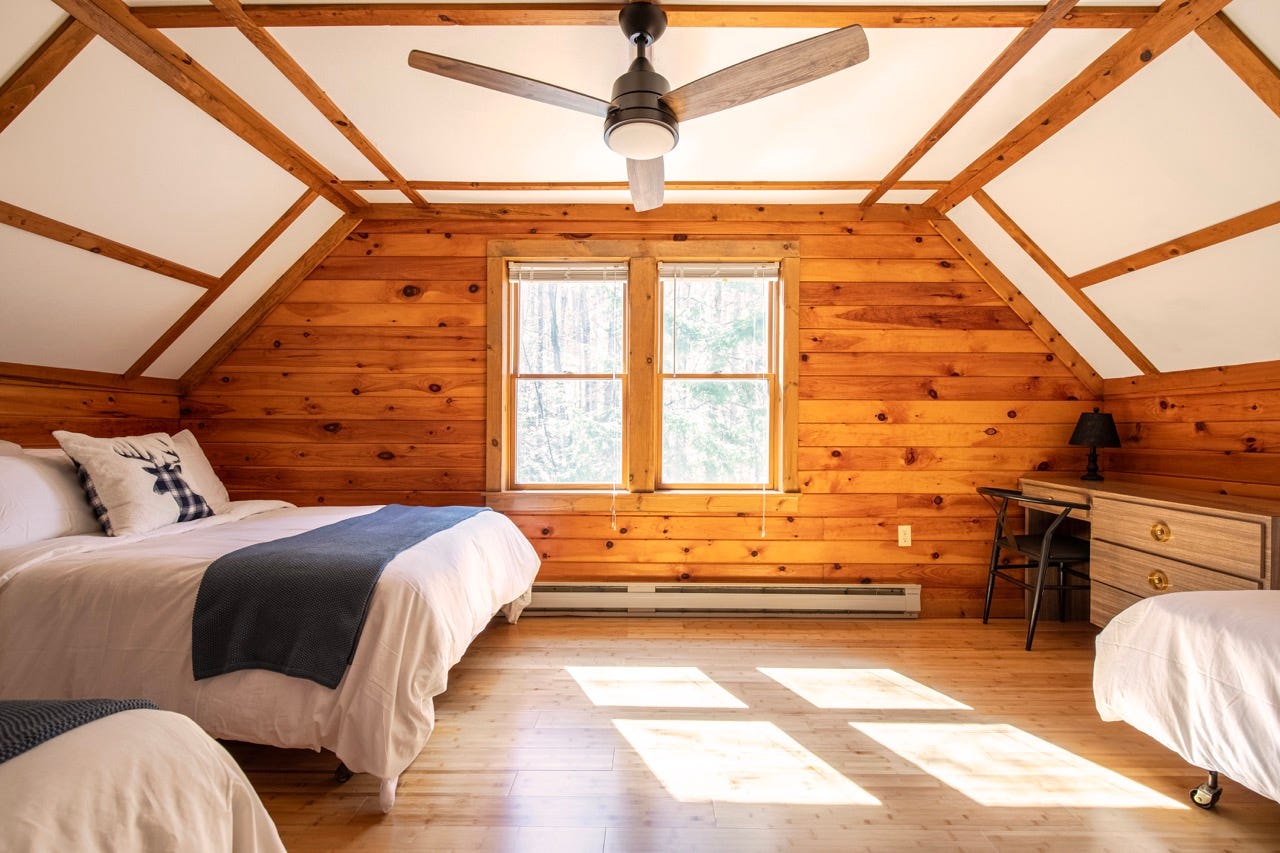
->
[{"left": 897, "top": 525, "right": 912, "bottom": 547}]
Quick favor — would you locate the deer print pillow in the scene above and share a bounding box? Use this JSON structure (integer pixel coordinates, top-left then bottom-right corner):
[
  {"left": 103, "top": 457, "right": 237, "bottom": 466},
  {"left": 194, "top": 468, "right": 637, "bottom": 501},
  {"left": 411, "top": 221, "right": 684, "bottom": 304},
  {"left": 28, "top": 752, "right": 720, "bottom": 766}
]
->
[{"left": 53, "top": 431, "right": 215, "bottom": 536}]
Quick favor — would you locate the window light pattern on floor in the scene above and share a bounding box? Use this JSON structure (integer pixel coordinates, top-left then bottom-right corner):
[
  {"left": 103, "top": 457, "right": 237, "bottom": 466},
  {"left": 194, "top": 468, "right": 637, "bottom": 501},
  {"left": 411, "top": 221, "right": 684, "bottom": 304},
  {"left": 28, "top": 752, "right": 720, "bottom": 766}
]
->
[
  {"left": 566, "top": 666, "right": 747, "bottom": 708},
  {"left": 759, "top": 667, "right": 972, "bottom": 710},
  {"left": 614, "top": 720, "right": 879, "bottom": 805},
  {"left": 851, "top": 722, "right": 1186, "bottom": 809}
]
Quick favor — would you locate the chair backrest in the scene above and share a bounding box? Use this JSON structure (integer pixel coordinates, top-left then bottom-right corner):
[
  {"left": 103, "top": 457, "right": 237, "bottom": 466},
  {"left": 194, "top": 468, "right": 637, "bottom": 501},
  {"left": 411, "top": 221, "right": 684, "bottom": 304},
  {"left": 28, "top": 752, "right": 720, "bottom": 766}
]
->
[{"left": 977, "top": 486, "right": 1090, "bottom": 551}]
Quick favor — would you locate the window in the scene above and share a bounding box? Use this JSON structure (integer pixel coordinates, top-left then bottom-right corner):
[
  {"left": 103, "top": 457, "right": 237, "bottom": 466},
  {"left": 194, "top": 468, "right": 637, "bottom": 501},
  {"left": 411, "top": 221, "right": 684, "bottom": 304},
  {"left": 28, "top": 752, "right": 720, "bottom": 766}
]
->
[{"left": 488, "top": 241, "right": 798, "bottom": 498}]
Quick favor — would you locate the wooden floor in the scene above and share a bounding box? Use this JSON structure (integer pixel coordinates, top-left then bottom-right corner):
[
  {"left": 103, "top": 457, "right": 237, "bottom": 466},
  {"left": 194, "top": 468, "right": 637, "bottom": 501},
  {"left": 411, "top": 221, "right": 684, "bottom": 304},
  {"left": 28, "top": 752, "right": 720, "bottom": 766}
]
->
[{"left": 229, "top": 618, "right": 1280, "bottom": 852}]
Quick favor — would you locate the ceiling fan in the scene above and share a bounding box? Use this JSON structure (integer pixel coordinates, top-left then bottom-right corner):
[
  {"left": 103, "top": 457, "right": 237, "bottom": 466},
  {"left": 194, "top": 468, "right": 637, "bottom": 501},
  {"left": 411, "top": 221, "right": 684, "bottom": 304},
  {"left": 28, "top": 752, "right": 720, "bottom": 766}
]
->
[{"left": 407, "top": 1, "right": 869, "bottom": 211}]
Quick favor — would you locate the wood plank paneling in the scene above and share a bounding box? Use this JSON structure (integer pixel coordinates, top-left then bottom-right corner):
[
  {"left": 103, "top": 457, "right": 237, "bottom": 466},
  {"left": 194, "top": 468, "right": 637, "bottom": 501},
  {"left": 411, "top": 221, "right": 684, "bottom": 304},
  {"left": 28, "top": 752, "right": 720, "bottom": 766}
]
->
[
  {"left": 1102, "top": 360, "right": 1280, "bottom": 498},
  {"left": 0, "top": 378, "right": 179, "bottom": 447},
  {"left": 184, "top": 211, "right": 1097, "bottom": 616}
]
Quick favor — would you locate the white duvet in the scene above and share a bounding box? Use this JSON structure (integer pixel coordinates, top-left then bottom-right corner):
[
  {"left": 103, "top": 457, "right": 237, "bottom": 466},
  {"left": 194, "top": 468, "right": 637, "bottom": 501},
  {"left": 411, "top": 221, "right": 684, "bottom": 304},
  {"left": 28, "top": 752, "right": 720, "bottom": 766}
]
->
[
  {"left": 1094, "top": 590, "right": 1280, "bottom": 804},
  {"left": 0, "top": 502, "right": 540, "bottom": 810},
  {"left": 1, "top": 708, "right": 283, "bottom": 852}
]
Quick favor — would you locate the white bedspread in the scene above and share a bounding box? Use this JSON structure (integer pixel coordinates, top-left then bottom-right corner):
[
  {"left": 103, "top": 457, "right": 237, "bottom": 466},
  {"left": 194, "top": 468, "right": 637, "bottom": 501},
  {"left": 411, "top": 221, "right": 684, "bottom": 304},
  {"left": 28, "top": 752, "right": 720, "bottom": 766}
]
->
[
  {"left": 1094, "top": 590, "right": 1280, "bottom": 804},
  {"left": 0, "top": 503, "right": 539, "bottom": 799},
  {"left": 1, "top": 708, "right": 283, "bottom": 852}
]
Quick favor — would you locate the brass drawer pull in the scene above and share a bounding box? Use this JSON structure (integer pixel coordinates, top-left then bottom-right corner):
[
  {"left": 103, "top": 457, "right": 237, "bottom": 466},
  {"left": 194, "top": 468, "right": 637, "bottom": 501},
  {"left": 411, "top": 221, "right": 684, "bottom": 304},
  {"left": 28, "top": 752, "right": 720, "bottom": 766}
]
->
[
  {"left": 1148, "top": 570, "right": 1170, "bottom": 592},
  {"left": 1150, "top": 521, "right": 1172, "bottom": 542}
]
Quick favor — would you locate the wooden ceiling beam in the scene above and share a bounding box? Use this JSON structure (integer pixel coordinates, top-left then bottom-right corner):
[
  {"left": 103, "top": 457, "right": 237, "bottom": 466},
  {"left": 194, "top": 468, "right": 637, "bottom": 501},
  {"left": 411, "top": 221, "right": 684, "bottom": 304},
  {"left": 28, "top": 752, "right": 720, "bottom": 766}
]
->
[
  {"left": 930, "top": 218, "right": 1101, "bottom": 396},
  {"left": 1071, "top": 200, "right": 1280, "bottom": 288},
  {"left": 180, "top": 213, "right": 363, "bottom": 392},
  {"left": 134, "top": 4, "right": 1157, "bottom": 30},
  {"left": 0, "top": 361, "right": 179, "bottom": 395},
  {"left": 345, "top": 179, "right": 947, "bottom": 191},
  {"left": 208, "top": 0, "right": 429, "bottom": 209},
  {"left": 50, "top": 0, "right": 363, "bottom": 213},
  {"left": 0, "top": 199, "right": 220, "bottom": 288},
  {"left": 861, "top": 0, "right": 1079, "bottom": 208},
  {"left": 125, "top": 189, "right": 319, "bottom": 381},
  {"left": 927, "top": 0, "right": 1233, "bottom": 213},
  {"left": 973, "top": 190, "right": 1157, "bottom": 375},
  {"left": 352, "top": 202, "right": 941, "bottom": 221},
  {"left": 1196, "top": 11, "right": 1280, "bottom": 119},
  {"left": 0, "top": 18, "right": 95, "bottom": 136}
]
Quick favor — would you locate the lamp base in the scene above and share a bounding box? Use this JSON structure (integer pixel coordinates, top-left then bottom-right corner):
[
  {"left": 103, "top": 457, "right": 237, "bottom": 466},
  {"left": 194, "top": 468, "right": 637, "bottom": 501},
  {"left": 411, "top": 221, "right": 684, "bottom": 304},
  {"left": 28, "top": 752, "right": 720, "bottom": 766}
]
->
[
  {"left": 1080, "top": 472, "right": 1104, "bottom": 481},
  {"left": 1080, "top": 446, "right": 1103, "bottom": 481}
]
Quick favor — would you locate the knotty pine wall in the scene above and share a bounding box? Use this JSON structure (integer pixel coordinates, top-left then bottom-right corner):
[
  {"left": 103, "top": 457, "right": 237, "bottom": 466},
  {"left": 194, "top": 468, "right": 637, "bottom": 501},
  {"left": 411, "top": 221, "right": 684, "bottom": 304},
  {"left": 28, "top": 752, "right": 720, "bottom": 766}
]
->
[
  {"left": 0, "top": 377, "right": 179, "bottom": 447},
  {"left": 181, "top": 207, "right": 1098, "bottom": 617},
  {"left": 1103, "top": 361, "right": 1280, "bottom": 501}
]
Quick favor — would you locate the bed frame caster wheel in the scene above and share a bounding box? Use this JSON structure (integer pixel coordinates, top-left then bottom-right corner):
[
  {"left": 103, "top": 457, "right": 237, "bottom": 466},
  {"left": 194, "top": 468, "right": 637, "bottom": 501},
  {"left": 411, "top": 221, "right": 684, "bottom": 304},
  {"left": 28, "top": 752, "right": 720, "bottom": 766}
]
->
[
  {"left": 1190, "top": 771, "right": 1221, "bottom": 809},
  {"left": 333, "top": 763, "right": 353, "bottom": 784}
]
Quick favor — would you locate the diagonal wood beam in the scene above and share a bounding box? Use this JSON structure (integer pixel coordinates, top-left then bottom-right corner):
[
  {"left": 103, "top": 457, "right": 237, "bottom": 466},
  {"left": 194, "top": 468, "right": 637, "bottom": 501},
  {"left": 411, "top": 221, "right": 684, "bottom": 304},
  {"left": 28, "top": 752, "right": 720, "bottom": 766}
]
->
[
  {"left": 134, "top": 4, "right": 1158, "bottom": 30},
  {"left": 1071, "top": 199, "right": 1280, "bottom": 288},
  {"left": 1196, "top": 11, "right": 1280, "bottom": 118},
  {"left": 180, "top": 213, "right": 362, "bottom": 392},
  {"left": 862, "top": 0, "right": 1079, "bottom": 208},
  {"left": 931, "top": 218, "right": 1101, "bottom": 396},
  {"left": 0, "top": 199, "right": 220, "bottom": 288},
  {"left": 209, "top": 0, "right": 429, "bottom": 209},
  {"left": 125, "top": 189, "right": 319, "bottom": 380},
  {"left": 50, "top": 0, "right": 363, "bottom": 213},
  {"left": 927, "top": 0, "right": 1232, "bottom": 213},
  {"left": 0, "top": 18, "right": 95, "bottom": 136},
  {"left": 973, "top": 190, "right": 1157, "bottom": 375}
]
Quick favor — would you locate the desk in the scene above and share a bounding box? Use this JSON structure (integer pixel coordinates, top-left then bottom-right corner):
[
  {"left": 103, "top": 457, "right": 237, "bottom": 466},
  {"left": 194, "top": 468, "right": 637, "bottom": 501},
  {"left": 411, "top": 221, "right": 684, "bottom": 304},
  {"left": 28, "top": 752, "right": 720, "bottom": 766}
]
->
[{"left": 1018, "top": 475, "right": 1280, "bottom": 627}]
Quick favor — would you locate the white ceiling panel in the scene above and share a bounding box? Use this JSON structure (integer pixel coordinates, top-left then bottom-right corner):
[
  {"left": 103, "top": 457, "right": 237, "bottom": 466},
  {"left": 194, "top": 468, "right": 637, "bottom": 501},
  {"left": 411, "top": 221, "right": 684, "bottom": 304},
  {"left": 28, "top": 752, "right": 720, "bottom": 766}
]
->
[
  {"left": 1224, "top": 0, "right": 1280, "bottom": 67},
  {"left": 273, "top": 25, "right": 1014, "bottom": 192},
  {"left": 877, "top": 189, "right": 935, "bottom": 204},
  {"left": 146, "top": 198, "right": 343, "bottom": 379},
  {"left": 984, "top": 36, "right": 1280, "bottom": 278},
  {"left": 0, "top": 225, "right": 202, "bottom": 373},
  {"left": 0, "top": 39, "right": 305, "bottom": 276},
  {"left": 0, "top": 0, "right": 65, "bottom": 83},
  {"left": 357, "top": 189, "right": 415, "bottom": 204},
  {"left": 1087, "top": 225, "right": 1280, "bottom": 373},
  {"left": 165, "top": 27, "right": 384, "bottom": 182},
  {"left": 906, "top": 29, "right": 1123, "bottom": 181},
  {"left": 947, "top": 199, "right": 1139, "bottom": 379}
]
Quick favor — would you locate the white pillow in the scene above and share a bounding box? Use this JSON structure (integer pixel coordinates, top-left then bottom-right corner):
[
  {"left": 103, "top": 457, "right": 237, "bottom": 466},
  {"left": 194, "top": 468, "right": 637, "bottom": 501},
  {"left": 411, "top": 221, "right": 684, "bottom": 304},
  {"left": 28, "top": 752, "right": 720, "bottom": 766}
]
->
[
  {"left": 0, "top": 451, "right": 101, "bottom": 548},
  {"left": 0, "top": 440, "right": 22, "bottom": 456},
  {"left": 53, "top": 431, "right": 215, "bottom": 536},
  {"left": 170, "top": 429, "right": 231, "bottom": 512}
]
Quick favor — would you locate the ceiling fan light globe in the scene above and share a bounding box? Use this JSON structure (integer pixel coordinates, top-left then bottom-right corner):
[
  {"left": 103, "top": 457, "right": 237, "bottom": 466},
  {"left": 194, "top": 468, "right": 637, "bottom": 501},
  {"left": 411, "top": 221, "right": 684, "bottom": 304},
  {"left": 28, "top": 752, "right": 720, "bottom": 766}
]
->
[{"left": 605, "top": 119, "right": 676, "bottom": 160}]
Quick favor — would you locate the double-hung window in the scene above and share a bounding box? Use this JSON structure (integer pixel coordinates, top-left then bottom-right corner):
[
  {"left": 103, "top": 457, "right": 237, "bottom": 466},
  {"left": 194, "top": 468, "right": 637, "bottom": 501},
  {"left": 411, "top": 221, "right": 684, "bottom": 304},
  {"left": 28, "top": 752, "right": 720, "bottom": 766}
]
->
[{"left": 489, "top": 242, "right": 797, "bottom": 499}]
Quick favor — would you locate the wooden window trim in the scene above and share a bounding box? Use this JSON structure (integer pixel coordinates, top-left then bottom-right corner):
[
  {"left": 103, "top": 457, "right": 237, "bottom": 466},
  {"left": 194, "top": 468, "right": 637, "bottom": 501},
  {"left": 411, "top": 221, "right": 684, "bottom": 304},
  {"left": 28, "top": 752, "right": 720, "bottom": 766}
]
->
[{"left": 486, "top": 240, "right": 799, "bottom": 504}]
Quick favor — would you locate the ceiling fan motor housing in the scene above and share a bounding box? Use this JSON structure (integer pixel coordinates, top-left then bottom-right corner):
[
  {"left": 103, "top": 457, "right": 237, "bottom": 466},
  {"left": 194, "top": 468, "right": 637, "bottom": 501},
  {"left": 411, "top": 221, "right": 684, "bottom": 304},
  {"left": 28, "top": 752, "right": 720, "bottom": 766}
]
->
[{"left": 605, "top": 56, "right": 679, "bottom": 141}]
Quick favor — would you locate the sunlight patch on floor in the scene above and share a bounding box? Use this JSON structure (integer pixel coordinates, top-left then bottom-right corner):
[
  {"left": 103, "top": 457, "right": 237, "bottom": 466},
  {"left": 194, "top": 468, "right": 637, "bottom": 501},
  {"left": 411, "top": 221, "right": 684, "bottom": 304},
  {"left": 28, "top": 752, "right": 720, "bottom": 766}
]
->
[
  {"left": 851, "top": 722, "right": 1187, "bottom": 809},
  {"left": 759, "top": 667, "right": 972, "bottom": 710},
  {"left": 614, "top": 719, "right": 879, "bottom": 805},
  {"left": 565, "top": 666, "right": 748, "bottom": 708}
]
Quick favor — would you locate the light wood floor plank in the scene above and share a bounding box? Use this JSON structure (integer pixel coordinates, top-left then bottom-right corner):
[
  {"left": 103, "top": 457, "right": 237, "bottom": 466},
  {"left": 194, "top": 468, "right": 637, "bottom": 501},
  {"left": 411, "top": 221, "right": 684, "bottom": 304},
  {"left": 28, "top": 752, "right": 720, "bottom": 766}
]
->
[{"left": 228, "top": 617, "right": 1280, "bottom": 851}]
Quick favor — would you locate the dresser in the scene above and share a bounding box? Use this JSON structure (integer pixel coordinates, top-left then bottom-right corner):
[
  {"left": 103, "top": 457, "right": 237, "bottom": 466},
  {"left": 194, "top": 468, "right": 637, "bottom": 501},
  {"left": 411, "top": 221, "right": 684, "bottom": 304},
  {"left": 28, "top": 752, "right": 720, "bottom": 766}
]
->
[{"left": 1018, "top": 475, "right": 1280, "bottom": 627}]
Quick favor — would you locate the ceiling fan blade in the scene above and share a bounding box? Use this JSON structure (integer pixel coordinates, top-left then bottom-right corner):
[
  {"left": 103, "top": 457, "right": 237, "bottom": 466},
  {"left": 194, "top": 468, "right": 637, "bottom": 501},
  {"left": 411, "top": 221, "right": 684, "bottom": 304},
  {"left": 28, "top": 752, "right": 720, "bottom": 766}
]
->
[
  {"left": 407, "top": 50, "right": 610, "bottom": 118},
  {"left": 664, "top": 25, "right": 869, "bottom": 123},
  {"left": 627, "top": 157, "right": 664, "bottom": 212}
]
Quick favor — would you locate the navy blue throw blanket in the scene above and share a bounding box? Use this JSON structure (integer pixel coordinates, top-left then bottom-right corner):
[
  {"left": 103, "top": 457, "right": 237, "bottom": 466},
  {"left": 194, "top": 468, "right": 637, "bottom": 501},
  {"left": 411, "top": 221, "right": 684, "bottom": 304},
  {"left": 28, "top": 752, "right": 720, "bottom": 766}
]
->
[
  {"left": 0, "top": 699, "right": 158, "bottom": 765},
  {"left": 192, "top": 504, "right": 490, "bottom": 688}
]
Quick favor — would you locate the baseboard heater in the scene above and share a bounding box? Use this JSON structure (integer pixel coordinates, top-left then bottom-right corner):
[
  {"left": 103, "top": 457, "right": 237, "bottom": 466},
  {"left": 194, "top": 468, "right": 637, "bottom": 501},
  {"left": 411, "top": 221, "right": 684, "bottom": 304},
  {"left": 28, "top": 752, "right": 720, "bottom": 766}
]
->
[{"left": 525, "top": 582, "right": 921, "bottom": 618}]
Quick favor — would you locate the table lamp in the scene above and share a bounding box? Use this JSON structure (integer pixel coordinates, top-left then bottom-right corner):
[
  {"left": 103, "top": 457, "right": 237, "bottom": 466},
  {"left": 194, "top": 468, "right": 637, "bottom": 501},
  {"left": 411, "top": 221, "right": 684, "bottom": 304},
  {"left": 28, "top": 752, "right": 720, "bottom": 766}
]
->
[{"left": 1069, "top": 408, "right": 1121, "bottom": 481}]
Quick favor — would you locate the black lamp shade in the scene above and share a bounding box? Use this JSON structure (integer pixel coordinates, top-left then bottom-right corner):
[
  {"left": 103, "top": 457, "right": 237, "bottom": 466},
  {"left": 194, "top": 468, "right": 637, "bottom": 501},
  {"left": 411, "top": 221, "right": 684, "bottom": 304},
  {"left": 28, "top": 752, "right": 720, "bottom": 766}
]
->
[{"left": 1069, "top": 410, "right": 1121, "bottom": 449}]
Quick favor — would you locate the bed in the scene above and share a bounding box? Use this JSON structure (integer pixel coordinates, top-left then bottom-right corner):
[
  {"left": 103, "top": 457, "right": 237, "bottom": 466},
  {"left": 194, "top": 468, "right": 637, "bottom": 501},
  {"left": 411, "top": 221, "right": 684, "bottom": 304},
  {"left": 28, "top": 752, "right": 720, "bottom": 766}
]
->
[
  {"left": 0, "top": 440, "right": 541, "bottom": 812},
  {"left": 1, "top": 702, "right": 284, "bottom": 852},
  {"left": 1094, "top": 589, "right": 1280, "bottom": 808}
]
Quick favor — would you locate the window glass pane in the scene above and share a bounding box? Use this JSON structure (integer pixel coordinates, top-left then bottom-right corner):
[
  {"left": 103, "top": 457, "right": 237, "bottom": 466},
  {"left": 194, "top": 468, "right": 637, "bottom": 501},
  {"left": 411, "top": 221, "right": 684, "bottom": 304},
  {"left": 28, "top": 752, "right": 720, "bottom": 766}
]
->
[
  {"left": 516, "top": 379, "right": 622, "bottom": 485},
  {"left": 662, "top": 379, "right": 769, "bottom": 485},
  {"left": 662, "top": 277, "right": 769, "bottom": 374},
  {"left": 518, "top": 280, "right": 623, "bottom": 374}
]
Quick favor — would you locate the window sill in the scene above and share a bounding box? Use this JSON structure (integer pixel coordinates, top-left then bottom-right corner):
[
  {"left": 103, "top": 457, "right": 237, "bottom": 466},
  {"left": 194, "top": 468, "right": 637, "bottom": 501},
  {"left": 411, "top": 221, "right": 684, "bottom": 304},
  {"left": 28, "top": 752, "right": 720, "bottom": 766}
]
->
[{"left": 485, "top": 490, "right": 800, "bottom": 514}]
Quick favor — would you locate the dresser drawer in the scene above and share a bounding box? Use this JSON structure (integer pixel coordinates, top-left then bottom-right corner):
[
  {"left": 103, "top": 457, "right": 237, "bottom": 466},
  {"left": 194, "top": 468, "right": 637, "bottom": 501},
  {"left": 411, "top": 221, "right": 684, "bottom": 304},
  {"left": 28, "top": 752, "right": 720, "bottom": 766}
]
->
[
  {"left": 1091, "top": 540, "right": 1262, "bottom": 599},
  {"left": 1090, "top": 580, "right": 1142, "bottom": 628},
  {"left": 1091, "top": 497, "right": 1265, "bottom": 579}
]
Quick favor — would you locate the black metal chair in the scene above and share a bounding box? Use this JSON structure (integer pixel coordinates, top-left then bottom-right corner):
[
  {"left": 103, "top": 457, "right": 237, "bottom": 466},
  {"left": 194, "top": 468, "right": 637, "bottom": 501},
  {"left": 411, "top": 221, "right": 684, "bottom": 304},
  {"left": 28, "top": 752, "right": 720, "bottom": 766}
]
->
[{"left": 977, "top": 486, "right": 1092, "bottom": 651}]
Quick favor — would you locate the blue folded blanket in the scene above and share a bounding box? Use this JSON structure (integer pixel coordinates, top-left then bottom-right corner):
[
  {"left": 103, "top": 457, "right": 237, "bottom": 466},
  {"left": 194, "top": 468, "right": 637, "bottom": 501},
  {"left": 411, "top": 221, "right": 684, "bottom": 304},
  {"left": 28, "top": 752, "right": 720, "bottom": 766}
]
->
[
  {"left": 192, "top": 504, "right": 490, "bottom": 688},
  {"left": 0, "top": 699, "right": 158, "bottom": 765}
]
